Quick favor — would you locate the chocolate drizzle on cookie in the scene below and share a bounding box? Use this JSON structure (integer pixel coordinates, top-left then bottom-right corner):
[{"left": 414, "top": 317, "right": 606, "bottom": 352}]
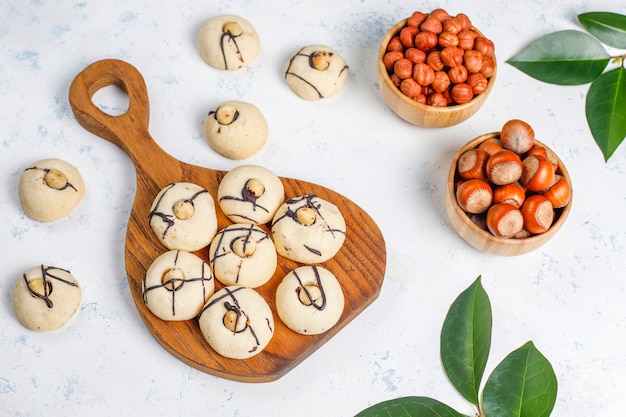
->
[
  {"left": 218, "top": 180, "right": 272, "bottom": 223},
  {"left": 148, "top": 183, "right": 208, "bottom": 238},
  {"left": 285, "top": 47, "right": 325, "bottom": 99},
  {"left": 219, "top": 28, "right": 244, "bottom": 69},
  {"left": 25, "top": 166, "right": 78, "bottom": 192},
  {"left": 210, "top": 224, "right": 271, "bottom": 284},
  {"left": 142, "top": 250, "right": 213, "bottom": 317},
  {"left": 272, "top": 194, "right": 346, "bottom": 256},
  {"left": 202, "top": 286, "right": 266, "bottom": 353},
  {"left": 294, "top": 265, "right": 327, "bottom": 311},
  {"left": 24, "top": 265, "right": 78, "bottom": 309},
  {"left": 285, "top": 48, "right": 349, "bottom": 99}
]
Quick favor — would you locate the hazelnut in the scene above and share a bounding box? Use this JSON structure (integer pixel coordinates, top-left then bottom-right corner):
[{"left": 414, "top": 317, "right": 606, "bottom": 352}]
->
[
  {"left": 413, "top": 62, "right": 435, "bottom": 86},
  {"left": 383, "top": 51, "right": 404, "bottom": 71},
  {"left": 222, "top": 21, "right": 243, "bottom": 36},
  {"left": 414, "top": 31, "right": 438, "bottom": 51},
  {"left": 44, "top": 169, "right": 68, "bottom": 190},
  {"left": 414, "top": 94, "right": 427, "bottom": 104},
  {"left": 426, "top": 50, "right": 444, "bottom": 71},
  {"left": 405, "top": 48, "right": 426, "bottom": 64},
  {"left": 438, "top": 31, "right": 459, "bottom": 48},
  {"left": 215, "top": 104, "right": 238, "bottom": 125},
  {"left": 480, "top": 58, "right": 495, "bottom": 78},
  {"left": 428, "top": 91, "right": 448, "bottom": 107},
  {"left": 455, "top": 13, "right": 472, "bottom": 31},
  {"left": 386, "top": 36, "right": 404, "bottom": 52},
  {"left": 162, "top": 268, "right": 185, "bottom": 291},
  {"left": 420, "top": 16, "right": 443, "bottom": 34},
  {"left": 456, "top": 179, "right": 493, "bottom": 214},
  {"left": 457, "top": 30, "right": 477, "bottom": 50},
  {"left": 500, "top": 119, "right": 535, "bottom": 154},
  {"left": 173, "top": 200, "right": 194, "bottom": 220},
  {"left": 393, "top": 58, "right": 414, "bottom": 79},
  {"left": 28, "top": 278, "right": 51, "bottom": 297},
  {"left": 493, "top": 182, "right": 526, "bottom": 208},
  {"left": 451, "top": 83, "right": 473, "bottom": 104},
  {"left": 448, "top": 65, "right": 468, "bottom": 84},
  {"left": 443, "top": 17, "right": 464, "bottom": 35},
  {"left": 296, "top": 206, "right": 316, "bottom": 225},
  {"left": 245, "top": 178, "right": 265, "bottom": 197},
  {"left": 457, "top": 148, "right": 489, "bottom": 180},
  {"left": 430, "top": 8, "right": 451, "bottom": 23},
  {"left": 440, "top": 46, "right": 464, "bottom": 67},
  {"left": 390, "top": 73, "right": 402, "bottom": 88},
  {"left": 223, "top": 309, "right": 247, "bottom": 332},
  {"left": 520, "top": 154, "right": 555, "bottom": 192},
  {"left": 311, "top": 51, "right": 331, "bottom": 71},
  {"left": 542, "top": 175, "right": 571, "bottom": 209},
  {"left": 400, "top": 78, "right": 422, "bottom": 99},
  {"left": 528, "top": 145, "right": 559, "bottom": 171},
  {"left": 478, "top": 137, "right": 503, "bottom": 155},
  {"left": 298, "top": 285, "right": 323, "bottom": 306},
  {"left": 474, "top": 37, "right": 495, "bottom": 57},
  {"left": 486, "top": 203, "right": 524, "bottom": 238},
  {"left": 467, "top": 73, "right": 488, "bottom": 95},
  {"left": 407, "top": 11, "right": 428, "bottom": 27},
  {"left": 521, "top": 195, "right": 554, "bottom": 234},
  {"left": 464, "top": 50, "right": 483, "bottom": 73},
  {"left": 400, "top": 26, "right": 419, "bottom": 48},
  {"left": 441, "top": 87, "right": 453, "bottom": 104},
  {"left": 486, "top": 149, "right": 523, "bottom": 185},
  {"left": 431, "top": 71, "right": 451, "bottom": 93},
  {"left": 232, "top": 236, "right": 256, "bottom": 258}
]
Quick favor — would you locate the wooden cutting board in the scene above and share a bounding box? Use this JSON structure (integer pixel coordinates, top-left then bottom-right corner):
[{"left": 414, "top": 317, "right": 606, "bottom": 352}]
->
[{"left": 68, "top": 59, "right": 387, "bottom": 382}]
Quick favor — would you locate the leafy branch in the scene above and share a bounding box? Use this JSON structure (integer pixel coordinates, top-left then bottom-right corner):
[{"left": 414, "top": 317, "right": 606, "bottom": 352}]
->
[
  {"left": 355, "top": 277, "right": 558, "bottom": 417},
  {"left": 506, "top": 11, "right": 626, "bottom": 162}
]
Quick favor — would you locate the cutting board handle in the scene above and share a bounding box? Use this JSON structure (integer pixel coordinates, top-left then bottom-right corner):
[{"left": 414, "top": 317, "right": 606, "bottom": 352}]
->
[{"left": 68, "top": 59, "right": 169, "bottom": 168}]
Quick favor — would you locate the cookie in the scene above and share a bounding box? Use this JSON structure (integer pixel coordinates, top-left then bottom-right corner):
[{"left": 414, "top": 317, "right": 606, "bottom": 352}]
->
[
  {"left": 197, "top": 15, "right": 260, "bottom": 70},
  {"left": 217, "top": 165, "right": 284, "bottom": 225},
  {"left": 148, "top": 182, "right": 218, "bottom": 252},
  {"left": 198, "top": 286, "right": 274, "bottom": 359},
  {"left": 12, "top": 265, "right": 81, "bottom": 331},
  {"left": 209, "top": 223, "right": 277, "bottom": 288},
  {"left": 18, "top": 158, "right": 85, "bottom": 222},
  {"left": 271, "top": 194, "right": 346, "bottom": 264},
  {"left": 142, "top": 250, "right": 215, "bottom": 321},
  {"left": 284, "top": 44, "right": 349, "bottom": 100},
  {"left": 204, "top": 101, "right": 268, "bottom": 160},
  {"left": 276, "top": 265, "right": 344, "bottom": 335}
]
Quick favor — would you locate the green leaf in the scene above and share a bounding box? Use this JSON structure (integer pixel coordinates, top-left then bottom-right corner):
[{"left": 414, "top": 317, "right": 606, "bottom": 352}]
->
[
  {"left": 354, "top": 396, "right": 469, "bottom": 417},
  {"left": 482, "top": 341, "right": 558, "bottom": 417},
  {"left": 579, "top": 12, "right": 626, "bottom": 49},
  {"left": 506, "top": 30, "right": 610, "bottom": 85},
  {"left": 586, "top": 66, "right": 626, "bottom": 161},
  {"left": 440, "top": 276, "right": 492, "bottom": 406}
]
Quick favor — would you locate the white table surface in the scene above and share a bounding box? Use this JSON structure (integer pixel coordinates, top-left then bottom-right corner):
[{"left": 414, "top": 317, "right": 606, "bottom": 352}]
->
[{"left": 2, "top": 0, "right": 625, "bottom": 416}]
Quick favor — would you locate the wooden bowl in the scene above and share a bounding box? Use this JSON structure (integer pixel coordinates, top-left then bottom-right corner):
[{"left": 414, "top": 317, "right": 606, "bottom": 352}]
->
[
  {"left": 445, "top": 132, "right": 573, "bottom": 256},
  {"left": 377, "top": 19, "right": 496, "bottom": 128}
]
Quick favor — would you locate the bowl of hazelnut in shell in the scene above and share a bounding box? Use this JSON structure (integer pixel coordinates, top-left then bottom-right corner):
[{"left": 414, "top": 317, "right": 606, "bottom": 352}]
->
[
  {"left": 378, "top": 9, "right": 496, "bottom": 128},
  {"left": 444, "top": 119, "right": 573, "bottom": 256}
]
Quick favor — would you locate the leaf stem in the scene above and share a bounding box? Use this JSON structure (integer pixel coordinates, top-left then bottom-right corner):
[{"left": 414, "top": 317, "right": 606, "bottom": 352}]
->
[{"left": 613, "top": 53, "right": 626, "bottom": 68}]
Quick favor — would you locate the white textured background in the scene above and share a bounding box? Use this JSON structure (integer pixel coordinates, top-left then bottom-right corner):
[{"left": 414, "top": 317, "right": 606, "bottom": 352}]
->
[{"left": 1, "top": 0, "right": 625, "bottom": 416}]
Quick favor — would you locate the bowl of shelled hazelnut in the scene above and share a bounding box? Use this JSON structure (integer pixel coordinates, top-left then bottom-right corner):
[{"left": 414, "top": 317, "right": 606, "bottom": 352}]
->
[
  {"left": 378, "top": 9, "right": 496, "bottom": 128},
  {"left": 444, "top": 119, "right": 573, "bottom": 256}
]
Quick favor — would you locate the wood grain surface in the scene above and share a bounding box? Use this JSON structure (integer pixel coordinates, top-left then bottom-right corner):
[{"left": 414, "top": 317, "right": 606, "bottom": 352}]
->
[{"left": 68, "top": 59, "right": 387, "bottom": 382}]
